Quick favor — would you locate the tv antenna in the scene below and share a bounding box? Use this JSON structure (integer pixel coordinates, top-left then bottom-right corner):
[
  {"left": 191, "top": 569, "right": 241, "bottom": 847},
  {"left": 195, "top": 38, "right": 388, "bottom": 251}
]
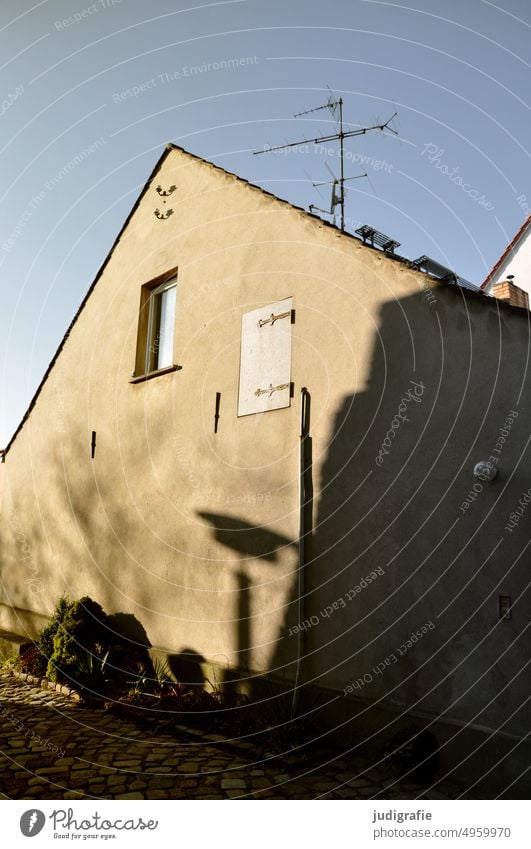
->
[
  {"left": 254, "top": 94, "right": 397, "bottom": 232},
  {"left": 308, "top": 161, "right": 367, "bottom": 227}
]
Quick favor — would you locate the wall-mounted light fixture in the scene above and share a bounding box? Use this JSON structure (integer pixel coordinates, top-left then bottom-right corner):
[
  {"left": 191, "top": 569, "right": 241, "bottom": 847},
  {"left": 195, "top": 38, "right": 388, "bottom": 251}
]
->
[{"left": 473, "top": 460, "right": 497, "bottom": 481}]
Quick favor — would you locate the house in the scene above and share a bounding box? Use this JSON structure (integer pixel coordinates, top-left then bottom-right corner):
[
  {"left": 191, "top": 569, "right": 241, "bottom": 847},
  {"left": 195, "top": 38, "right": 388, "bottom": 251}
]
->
[
  {"left": 481, "top": 214, "right": 531, "bottom": 308},
  {"left": 1, "top": 145, "right": 530, "bottom": 794}
]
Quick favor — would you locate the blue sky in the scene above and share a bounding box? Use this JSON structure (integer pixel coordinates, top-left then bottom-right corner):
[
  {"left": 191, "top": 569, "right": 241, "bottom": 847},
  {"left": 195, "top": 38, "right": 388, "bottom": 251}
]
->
[{"left": 1, "top": 0, "right": 530, "bottom": 445}]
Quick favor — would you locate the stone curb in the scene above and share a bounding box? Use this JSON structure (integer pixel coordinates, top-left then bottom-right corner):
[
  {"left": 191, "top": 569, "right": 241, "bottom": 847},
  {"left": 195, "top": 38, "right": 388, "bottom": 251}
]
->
[{"left": 6, "top": 668, "right": 82, "bottom": 703}]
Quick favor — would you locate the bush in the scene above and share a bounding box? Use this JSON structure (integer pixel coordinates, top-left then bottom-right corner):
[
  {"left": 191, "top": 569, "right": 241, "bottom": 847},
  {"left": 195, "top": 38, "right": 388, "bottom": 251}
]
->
[
  {"left": 38, "top": 595, "right": 70, "bottom": 664},
  {"left": 18, "top": 642, "right": 47, "bottom": 678},
  {"left": 13, "top": 595, "right": 72, "bottom": 678},
  {"left": 46, "top": 596, "right": 108, "bottom": 688},
  {"left": 8, "top": 594, "right": 153, "bottom": 700}
]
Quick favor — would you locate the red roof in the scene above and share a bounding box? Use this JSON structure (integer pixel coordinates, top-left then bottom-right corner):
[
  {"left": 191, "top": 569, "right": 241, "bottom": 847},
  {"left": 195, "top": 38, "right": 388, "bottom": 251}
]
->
[{"left": 481, "top": 215, "right": 531, "bottom": 289}]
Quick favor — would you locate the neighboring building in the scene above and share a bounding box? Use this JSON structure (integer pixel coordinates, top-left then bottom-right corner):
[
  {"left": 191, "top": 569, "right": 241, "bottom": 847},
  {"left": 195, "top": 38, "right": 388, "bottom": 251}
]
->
[
  {"left": 0, "top": 457, "right": 4, "bottom": 513},
  {"left": 482, "top": 215, "right": 531, "bottom": 308},
  {"left": 1, "top": 145, "right": 530, "bottom": 794}
]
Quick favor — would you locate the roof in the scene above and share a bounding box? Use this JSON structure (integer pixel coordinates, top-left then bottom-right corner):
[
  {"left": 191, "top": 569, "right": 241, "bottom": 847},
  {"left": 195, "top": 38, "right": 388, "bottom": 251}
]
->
[
  {"left": 481, "top": 215, "right": 531, "bottom": 289},
  {"left": 2, "top": 142, "right": 484, "bottom": 457}
]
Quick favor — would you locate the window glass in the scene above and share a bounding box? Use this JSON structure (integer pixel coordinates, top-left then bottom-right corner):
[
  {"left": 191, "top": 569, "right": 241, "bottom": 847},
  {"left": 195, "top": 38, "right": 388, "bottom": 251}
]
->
[
  {"left": 156, "top": 284, "right": 176, "bottom": 369},
  {"left": 145, "top": 280, "right": 176, "bottom": 373}
]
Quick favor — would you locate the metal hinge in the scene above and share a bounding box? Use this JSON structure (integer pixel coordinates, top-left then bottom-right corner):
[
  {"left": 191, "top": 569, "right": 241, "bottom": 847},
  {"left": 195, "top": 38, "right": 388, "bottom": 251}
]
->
[
  {"left": 255, "top": 382, "right": 290, "bottom": 398},
  {"left": 257, "top": 310, "right": 291, "bottom": 328}
]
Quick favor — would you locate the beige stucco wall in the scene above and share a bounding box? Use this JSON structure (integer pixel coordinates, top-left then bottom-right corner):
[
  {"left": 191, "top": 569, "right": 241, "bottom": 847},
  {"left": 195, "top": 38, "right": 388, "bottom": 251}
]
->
[{"left": 1, "top": 147, "right": 530, "bottom": 745}]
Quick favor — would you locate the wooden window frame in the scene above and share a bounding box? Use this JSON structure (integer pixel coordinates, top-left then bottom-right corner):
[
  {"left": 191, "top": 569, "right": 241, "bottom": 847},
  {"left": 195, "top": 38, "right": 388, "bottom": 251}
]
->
[{"left": 133, "top": 267, "right": 178, "bottom": 379}]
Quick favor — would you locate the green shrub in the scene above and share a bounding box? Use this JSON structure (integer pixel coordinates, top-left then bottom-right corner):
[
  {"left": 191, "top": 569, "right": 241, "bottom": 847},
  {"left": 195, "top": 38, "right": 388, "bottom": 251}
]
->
[
  {"left": 46, "top": 596, "right": 108, "bottom": 687},
  {"left": 38, "top": 595, "right": 70, "bottom": 663},
  {"left": 32, "top": 594, "right": 151, "bottom": 698}
]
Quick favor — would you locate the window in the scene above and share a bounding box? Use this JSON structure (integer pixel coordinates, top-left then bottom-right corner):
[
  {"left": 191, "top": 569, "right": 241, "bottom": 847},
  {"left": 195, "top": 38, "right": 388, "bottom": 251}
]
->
[
  {"left": 134, "top": 270, "right": 178, "bottom": 378},
  {"left": 145, "top": 278, "right": 176, "bottom": 372}
]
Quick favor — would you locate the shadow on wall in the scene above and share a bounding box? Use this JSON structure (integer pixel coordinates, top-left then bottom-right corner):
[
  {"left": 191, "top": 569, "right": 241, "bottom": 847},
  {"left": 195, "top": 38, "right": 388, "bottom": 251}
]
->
[
  {"left": 196, "top": 512, "right": 295, "bottom": 562},
  {"left": 168, "top": 648, "right": 206, "bottom": 686},
  {"left": 104, "top": 611, "right": 153, "bottom": 680},
  {"left": 194, "top": 388, "right": 313, "bottom": 688},
  {"left": 197, "top": 511, "right": 297, "bottom": 690},
  {"left": 267, "top": 286, "right": 531, "bottom": 742}
]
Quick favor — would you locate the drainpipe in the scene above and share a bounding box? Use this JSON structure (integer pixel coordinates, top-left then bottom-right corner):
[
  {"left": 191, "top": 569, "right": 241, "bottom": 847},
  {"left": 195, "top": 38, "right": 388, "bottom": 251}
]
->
[{"left": 292, "top": 387, "right": 309, "bottom": 715}]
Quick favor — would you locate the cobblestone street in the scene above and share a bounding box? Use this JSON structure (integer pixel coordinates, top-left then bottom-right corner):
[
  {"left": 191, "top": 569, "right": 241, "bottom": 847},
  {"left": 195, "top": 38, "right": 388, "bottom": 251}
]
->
[{"left": 0, "top": 674, "right": 462, "bottom": 800}]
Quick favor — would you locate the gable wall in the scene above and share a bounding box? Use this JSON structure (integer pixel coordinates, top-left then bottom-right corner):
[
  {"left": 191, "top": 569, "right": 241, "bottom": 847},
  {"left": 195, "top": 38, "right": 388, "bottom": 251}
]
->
[{"left": 1, "top": 148, "right": 530, "bottom": 742}]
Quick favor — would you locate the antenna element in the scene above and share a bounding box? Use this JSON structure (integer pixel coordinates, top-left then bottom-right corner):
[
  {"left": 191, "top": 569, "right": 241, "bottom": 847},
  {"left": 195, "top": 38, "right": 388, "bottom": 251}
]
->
[{"left": 254, "top": 96, "right": 397, "bottom": 232}]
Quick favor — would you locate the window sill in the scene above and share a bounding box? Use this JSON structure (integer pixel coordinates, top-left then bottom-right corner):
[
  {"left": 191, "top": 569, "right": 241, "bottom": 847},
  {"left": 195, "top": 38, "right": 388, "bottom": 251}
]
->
[{"left": 129, "top": 364, "right": 182, "bottom": 384}]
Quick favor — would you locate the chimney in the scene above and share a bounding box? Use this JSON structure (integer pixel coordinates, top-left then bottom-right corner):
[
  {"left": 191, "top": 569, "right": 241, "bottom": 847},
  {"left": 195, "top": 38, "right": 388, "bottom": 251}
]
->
[{"left": 492, "top": 275, "right": 529, "bottom": 310}]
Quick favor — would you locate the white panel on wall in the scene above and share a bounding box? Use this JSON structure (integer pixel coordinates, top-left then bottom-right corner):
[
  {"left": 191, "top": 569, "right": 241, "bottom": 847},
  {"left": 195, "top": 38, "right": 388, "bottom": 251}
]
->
[{"left": 238, "top": 297, "right": 293, "bottom": 416}]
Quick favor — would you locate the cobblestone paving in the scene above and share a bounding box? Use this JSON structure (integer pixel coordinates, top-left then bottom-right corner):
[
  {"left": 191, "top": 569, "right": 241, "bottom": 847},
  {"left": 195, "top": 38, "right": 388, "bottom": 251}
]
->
[{"left": 0, "top": 675, "right": 461, "bottom": 800}]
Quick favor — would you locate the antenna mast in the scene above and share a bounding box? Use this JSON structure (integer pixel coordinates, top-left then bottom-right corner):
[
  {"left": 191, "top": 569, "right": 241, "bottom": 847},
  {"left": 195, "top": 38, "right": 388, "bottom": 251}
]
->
[
  {"left": 254, "top": 95, "right": 397, "bottom": 233},
  {"left": 338, "top": 97, "right": 345, "bottom": 232},
  {"left": 308, "top": 161, "right": 367, "bottom": 228}
]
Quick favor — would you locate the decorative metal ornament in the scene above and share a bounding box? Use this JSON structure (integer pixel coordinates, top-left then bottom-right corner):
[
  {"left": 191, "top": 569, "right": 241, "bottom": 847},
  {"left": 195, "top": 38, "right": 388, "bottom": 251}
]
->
[
  {"left": 154, "top": 208, "right": 174, "bottom": 220},
  {"left": 156, "top": 185, "right": 176, "bottom": 197}
]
